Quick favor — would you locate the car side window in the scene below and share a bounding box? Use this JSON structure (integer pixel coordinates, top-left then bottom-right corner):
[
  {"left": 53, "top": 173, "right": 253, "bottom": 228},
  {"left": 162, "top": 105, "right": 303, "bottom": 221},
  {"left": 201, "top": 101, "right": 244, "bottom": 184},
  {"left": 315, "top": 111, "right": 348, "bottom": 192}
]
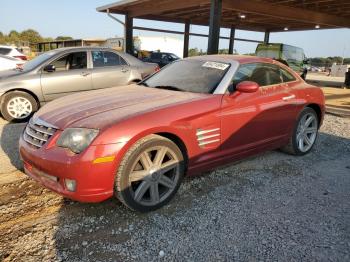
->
[
  {"left": 0, "top": 48, "right": 11, "bottom": 55},
  {"left": 231, "top": 63, "right": 283, "bottom": 91},
  {"left": 103, "top": 51, "right": 121, "bottom": 66},
  {"left": 231, "top": 63, "right": 258, "bottom": 90},
  {"left": 92, "top": 51, "right": 124, "bottom": 67},
  {"left": 280, "top": 67, "right": 297, "bottom": 82},
  {"left": 119, "top": 56, "right": 128, "bottom": 65},
  {"left": 51, "top": 52, "right": 87, "bottom": 72},
  {"left": 265, "top": 64, "right": 283, "bottom": 85}
]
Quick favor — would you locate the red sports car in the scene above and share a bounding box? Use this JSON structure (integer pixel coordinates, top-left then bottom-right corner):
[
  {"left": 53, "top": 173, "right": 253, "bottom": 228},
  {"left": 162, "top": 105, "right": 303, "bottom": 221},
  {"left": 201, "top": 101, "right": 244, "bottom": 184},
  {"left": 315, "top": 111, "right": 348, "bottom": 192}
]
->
[{"left": 19, "top": 55, "right": 325, "bottom": 212}]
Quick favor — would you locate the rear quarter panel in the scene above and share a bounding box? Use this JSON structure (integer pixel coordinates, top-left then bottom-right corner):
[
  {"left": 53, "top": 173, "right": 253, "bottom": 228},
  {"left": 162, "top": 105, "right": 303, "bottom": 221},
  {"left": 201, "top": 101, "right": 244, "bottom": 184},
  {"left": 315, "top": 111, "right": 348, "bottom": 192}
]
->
[{"left": 293, "top": 83, "right": 325, "bottom": 125}]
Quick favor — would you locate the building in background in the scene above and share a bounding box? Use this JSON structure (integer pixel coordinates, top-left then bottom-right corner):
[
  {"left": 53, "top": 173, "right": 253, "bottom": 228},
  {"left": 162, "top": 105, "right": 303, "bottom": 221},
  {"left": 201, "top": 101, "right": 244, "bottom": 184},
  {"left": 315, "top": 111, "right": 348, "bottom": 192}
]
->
[
  {"left": 331, "top": 64, "right": 350, "bottom": 77},
  {"left": 135, "top": 36, "right": 184, "bottom": 58},
  {"left": 104, "top": 38, "right": 124, "bottom": 50},
  {"left": 35, "top": 37, "right": 124, "bottom": 53}
]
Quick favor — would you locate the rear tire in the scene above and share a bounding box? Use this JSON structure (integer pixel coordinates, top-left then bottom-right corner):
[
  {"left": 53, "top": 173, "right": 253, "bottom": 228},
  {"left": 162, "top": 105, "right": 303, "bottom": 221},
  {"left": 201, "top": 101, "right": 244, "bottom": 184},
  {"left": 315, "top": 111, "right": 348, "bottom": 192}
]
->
[
  {"left": 0, "top": 91, "right": 38, "bottom": 122},
  {"left": 115, "top": 134, "right": 185, "bottom": 212},
  {"left": 281, "top": 107, "right": 319, "bottom": 155}
]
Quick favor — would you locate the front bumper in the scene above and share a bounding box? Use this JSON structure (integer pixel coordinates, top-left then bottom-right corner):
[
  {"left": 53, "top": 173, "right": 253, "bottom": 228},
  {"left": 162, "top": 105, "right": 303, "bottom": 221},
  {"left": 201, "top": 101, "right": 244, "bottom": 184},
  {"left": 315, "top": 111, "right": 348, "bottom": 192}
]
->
[{"left": 19, "top": 134, "right": 125, "bottom": 202}]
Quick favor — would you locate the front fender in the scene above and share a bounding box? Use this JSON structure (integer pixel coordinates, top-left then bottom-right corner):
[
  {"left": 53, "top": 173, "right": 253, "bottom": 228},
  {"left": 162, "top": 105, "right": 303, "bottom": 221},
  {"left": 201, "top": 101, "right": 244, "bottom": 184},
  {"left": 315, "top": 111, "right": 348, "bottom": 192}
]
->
[
  {"left": 93, "top": 124, "right": 195, "bottom": 180},
  {"left": 0, "top": 77, "right": 44, "bottom": 102}
]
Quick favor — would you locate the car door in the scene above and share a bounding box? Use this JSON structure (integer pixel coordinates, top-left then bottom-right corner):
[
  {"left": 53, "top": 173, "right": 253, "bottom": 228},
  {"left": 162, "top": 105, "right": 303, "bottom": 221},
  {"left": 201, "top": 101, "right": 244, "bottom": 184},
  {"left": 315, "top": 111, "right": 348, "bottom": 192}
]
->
[
  {"left": 219, "top": 62, "right": 296, "bottom": 157},
  {"left": 40, "top": 51, "right": 92, "bottom": 101},
  {"left": 91, "top": 50, "right": 131, "bottom": 90}
]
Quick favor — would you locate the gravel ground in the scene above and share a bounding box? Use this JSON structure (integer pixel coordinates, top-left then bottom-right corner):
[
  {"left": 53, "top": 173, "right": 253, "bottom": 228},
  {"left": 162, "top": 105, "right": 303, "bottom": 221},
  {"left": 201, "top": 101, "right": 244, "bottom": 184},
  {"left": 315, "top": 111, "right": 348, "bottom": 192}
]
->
[{"left": 0, "top": 114, "right": 349, "bottom": 262}]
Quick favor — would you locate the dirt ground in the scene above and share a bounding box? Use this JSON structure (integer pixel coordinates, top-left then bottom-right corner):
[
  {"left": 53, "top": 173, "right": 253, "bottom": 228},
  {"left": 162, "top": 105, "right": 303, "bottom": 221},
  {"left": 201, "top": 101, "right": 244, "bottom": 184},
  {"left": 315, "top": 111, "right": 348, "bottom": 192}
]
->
[
  {"left": 0, "top": 113, "right": 349, "bottom": 262},
  {"left": 323, "top": 87, "right": 350, "bottom": 110}
]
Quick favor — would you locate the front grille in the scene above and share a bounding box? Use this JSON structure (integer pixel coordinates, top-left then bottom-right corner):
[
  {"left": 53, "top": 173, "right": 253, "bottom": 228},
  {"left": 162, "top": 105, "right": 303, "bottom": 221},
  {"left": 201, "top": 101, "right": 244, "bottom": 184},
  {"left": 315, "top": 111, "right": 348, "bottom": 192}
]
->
[{"left": 23, "top": 118, "right": 57, "bottom": 148}]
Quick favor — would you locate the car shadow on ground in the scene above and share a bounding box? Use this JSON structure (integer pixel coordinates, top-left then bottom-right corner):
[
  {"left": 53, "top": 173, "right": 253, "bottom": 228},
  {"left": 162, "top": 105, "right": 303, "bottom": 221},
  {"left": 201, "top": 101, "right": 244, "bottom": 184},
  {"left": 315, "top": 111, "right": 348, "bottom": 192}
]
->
[
  {"left": 50, "top": 131, "right": 350, "bottom": 261},
  {"left": 0, "top": 122, "right": 26, "bottom": 173}
]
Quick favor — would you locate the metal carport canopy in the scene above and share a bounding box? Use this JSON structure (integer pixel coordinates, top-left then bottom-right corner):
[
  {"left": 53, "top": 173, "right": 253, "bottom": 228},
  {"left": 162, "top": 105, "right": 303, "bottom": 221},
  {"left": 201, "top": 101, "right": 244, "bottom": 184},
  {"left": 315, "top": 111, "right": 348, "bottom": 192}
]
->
[{"left": 97, "top": 0, "right": 350, "bottom": 56}]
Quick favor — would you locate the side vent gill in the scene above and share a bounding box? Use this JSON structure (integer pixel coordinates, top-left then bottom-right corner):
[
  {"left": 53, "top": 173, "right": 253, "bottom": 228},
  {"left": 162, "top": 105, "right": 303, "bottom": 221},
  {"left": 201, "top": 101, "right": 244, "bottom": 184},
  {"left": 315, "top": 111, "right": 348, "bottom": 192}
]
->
[{"left": 196, "top": 128, "right": 220, "bottom": 148}]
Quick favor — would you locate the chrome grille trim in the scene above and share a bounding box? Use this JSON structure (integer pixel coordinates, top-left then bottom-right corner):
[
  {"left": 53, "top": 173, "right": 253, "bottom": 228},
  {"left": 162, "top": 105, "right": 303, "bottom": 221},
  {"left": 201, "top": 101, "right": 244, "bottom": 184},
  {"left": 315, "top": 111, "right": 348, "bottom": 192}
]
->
[
  {"left": 25, "top": 126, "right": 48, "bottom": 141},
  {"left": 29, "top": 125, "right": 55, "bottom": 136},
  {"left": 23, "top": 118, "right": 57, "bottom": 148},
  {"left": 23, "top": 132, "right": 43, "bottom": 148}
]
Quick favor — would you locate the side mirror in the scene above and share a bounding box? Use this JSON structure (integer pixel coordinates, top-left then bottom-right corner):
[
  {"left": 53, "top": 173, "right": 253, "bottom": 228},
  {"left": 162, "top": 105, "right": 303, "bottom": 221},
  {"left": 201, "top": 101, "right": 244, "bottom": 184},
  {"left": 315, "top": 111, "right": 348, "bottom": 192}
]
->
[
  {"left": 236, "top": 81, "right": 260, "bottom": 93},
  {"left": 43, "top": 64, "right": 56, "bottom": 72}
]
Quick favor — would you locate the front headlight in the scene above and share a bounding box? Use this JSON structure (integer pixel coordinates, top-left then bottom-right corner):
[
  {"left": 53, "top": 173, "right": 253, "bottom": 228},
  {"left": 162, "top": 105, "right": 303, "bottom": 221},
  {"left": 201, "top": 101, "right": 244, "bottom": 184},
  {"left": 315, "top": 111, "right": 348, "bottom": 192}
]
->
[{"left": 57, "top": 128, "right": 99, "bottom": 154}]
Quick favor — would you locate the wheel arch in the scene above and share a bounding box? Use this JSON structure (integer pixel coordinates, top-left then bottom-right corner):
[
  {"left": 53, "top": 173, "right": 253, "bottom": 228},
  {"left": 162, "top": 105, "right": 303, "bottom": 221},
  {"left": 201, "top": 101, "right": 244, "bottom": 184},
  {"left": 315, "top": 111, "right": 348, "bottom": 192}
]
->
[
  {"left": 156, "top": 132, "right": 189, "bottom": 172},
  {"left": 0, "top": 88, "right": 40, "bottom": 108},
  {"left": 305, "top": 103, "right": 322, "bottom": 127}
]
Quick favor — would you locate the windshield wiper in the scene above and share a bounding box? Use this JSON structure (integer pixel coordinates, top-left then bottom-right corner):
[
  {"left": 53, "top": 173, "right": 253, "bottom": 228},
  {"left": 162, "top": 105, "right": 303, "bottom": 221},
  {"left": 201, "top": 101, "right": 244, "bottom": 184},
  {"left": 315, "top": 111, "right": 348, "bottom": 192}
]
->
[{"left": 153, "top": 85, "right": 184, "bottom": 92}]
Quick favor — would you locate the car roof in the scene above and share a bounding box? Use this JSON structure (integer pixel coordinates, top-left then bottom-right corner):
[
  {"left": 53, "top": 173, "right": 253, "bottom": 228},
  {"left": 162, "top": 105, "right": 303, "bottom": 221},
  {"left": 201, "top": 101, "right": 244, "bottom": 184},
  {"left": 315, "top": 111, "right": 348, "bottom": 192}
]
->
[
  {"left": 185, "top": 54, "right": 274, "bottom": 65},
  {"left": 45, "top": 46, "right": 121, "bottom": 54}
]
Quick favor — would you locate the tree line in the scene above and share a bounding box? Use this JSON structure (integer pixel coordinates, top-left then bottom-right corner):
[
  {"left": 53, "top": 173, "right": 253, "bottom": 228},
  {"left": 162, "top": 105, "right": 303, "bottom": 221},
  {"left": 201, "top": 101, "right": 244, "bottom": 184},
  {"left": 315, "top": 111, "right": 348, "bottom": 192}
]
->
[
  {"left": 0, "top": 29, "right": 73, "bottom": 46},
  {"left": 188, "top": 48, "right": 350, "bottom": 66}
]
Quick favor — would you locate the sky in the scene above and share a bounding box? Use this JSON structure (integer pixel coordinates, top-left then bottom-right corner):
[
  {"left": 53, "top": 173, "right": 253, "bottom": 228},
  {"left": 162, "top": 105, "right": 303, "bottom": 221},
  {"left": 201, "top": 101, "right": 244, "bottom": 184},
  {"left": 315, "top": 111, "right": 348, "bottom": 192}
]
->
[{"left": 0, "top": 0, "right": 349, "bottom": 58}]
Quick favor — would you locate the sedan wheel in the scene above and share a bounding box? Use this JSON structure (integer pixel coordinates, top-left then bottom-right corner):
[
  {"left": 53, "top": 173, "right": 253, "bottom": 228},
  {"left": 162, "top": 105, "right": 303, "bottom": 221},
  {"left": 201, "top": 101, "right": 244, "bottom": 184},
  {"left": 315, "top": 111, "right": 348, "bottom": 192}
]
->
[
  {"left": 7, "top": 97, "right": 33, "bottom": 120},
  {"left": 281, "top": 107, "right": 319, "bottom": 155},
  {"left": 115, "top": 135, "right": 185, "bottom": 212},
  {"left": 1, "top": 91, "right": 38, "bottom": 122}
]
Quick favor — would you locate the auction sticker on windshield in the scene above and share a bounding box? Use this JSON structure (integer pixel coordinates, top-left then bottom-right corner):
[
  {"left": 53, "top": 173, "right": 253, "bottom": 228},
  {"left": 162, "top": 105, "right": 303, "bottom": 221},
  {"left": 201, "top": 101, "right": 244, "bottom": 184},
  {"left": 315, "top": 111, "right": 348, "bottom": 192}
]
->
[{"left": 202, "top": 61, "right": 229, "bottom": 70}]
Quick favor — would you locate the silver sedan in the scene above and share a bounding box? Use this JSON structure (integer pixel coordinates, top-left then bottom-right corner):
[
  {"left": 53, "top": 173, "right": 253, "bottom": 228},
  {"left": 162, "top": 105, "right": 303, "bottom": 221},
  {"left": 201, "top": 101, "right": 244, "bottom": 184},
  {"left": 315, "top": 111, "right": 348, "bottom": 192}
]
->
[{"left": 0, "top": 47, "right": 158, "bottom": 121}]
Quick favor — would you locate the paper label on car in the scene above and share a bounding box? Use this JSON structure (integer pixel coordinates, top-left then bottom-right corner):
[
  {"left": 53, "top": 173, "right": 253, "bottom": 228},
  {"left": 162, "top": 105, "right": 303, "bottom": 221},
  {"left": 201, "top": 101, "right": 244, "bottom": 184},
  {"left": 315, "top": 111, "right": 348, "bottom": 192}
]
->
[{"left": 202, "top": 61, "right": 229, "bottom": 70}]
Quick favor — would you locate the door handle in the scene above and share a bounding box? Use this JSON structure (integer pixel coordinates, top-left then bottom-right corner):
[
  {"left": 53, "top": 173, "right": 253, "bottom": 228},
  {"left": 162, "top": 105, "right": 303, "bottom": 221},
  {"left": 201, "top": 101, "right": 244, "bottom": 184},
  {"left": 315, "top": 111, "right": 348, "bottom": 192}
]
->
[
  {"left": 282, "top": 95, "right": 296, "bottom": 101},
  {"left": 81, "top": 72, "right": 90, "bottom": 77},
  {"left": 121, "top": 68, "right": 129, "bottom": 73}
]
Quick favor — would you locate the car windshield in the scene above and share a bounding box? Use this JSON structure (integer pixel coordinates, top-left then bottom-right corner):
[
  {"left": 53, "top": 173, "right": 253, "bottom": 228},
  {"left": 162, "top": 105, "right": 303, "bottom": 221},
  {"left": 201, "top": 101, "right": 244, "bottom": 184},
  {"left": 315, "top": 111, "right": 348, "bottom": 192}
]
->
[
  {"left": 169, "top": 53, "right": 179, "bottom": 59},
  {"left": 142, "top": 60, "right": 230, "bottom": 94},
  {"left": 0, "top": 47, "right": 11, "bottom": 55},
  {"left": 22, "top": 51, "right": 56, "bottom": 71}
]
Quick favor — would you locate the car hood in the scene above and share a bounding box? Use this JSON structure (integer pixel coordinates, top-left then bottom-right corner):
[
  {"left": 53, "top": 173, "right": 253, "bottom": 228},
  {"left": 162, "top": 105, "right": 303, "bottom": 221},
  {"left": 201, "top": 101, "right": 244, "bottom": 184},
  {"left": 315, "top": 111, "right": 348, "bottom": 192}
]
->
[{"left": 34, "top": 85, "right": 208, "bottom": 130}]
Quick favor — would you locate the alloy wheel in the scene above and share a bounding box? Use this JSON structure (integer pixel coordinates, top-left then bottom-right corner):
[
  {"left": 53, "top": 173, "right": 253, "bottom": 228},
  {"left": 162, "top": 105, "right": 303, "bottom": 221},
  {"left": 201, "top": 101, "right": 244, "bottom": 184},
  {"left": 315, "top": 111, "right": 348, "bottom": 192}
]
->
[
  {"left": 129, "top": 146, "right": 180, "bottom": 206},
  {"left": 296, "top": 112, "right": 318, "bottom": 152}
]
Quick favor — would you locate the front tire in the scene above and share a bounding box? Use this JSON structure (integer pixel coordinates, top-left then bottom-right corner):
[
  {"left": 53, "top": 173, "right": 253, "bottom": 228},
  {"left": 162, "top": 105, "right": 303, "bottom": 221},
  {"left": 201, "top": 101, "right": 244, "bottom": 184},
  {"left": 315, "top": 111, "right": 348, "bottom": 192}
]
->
[
  {"left": 115, "top": 135, "right": 185, "bottom": 212},
  {"left": 0, "top": 91, "right": 38, "bottom": 122},
  {"left": 281, "top": 107, "right": 319, "bottom": 155}
]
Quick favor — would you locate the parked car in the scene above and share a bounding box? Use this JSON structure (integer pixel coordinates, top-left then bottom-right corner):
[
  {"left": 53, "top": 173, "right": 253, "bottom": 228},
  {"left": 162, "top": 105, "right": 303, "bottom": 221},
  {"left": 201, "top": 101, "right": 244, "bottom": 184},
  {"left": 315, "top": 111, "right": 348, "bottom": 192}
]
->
[
  {"left": 0, "top": 55, "right": 25, "bottom": 71},
  {"left": 310, "top": 66, "right": 322, "bottom": 72},
  {"left": 0, "top": 47, "right": 158, "bottom": 121},
  {"left": 0, "top": 45, "right": 27, "bottom": 60},
  {"left": 19, "top": 55, "right": 325, "bottom": 212},
  {"left": 143, "top": 51, "right": 180, "bottom": 67}
]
